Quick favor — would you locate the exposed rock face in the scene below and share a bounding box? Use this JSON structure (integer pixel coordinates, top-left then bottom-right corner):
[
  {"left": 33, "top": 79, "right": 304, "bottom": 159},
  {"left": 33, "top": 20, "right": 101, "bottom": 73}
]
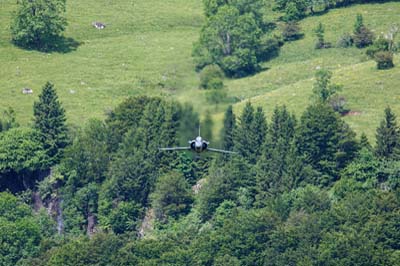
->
[
  {"left": 87, "top": 213, "right": 97, "bottom": 236},
  {"left": 138, "top": 208, "right": 154, "bottom": 239},
  {"left": 47, "top": 197, "right": 64, "bottom": 235},
  {"left": 192, "top": 178, "right": 207, "bottom": 194}
]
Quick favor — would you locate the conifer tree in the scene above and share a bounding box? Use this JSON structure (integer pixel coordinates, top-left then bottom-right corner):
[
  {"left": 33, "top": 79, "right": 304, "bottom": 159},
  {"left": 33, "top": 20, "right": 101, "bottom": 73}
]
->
[
  {"left": 296, "top": 103, "right": 357, "bottom": 183},
  {"left": 375, "top": 107, "right": 400, "bottom": 159},
  {"left": 202, "top": 111, "right": 214, "bottom": 141},
  {"left": 252, "top": 106, "right": 268, "bottom": 159},
  {"left": 33, "top": 82, "right": 68, "bottom": 165},
  {"left": 221, "top": 105, "right": 236, "bottom": 152},
  {"left": 234, "top": 102, "right": 256, "bottom": 163},
  {"left": 256, "top": 106, "right": 296, "bottom": 202},
  {"left": 353, "top": 14, "right": 374, "bottom": 48},
  {"left": 268, "top": 105, "right": 296, "bottom": 149},
  {"left": 359, "top": 133, "right": 372, "bottom": 151}
]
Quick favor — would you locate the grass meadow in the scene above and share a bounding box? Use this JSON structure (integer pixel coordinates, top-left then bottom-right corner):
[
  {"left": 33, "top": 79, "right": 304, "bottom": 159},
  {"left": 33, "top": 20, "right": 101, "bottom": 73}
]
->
[{"left": 1, "top": 0, "right": 400, "bottom": 142}]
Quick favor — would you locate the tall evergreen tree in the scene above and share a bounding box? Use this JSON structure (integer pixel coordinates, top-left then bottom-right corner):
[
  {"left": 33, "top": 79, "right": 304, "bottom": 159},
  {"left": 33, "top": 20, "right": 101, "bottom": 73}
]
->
[
  {"left": 256, "top": 106, "right": 297, "bottom": 202},
  {"left": 234, "top": 102, "right": 255, "bottom": 163},
  {"left": 268, "top": 105, "right": 296, "bottom": 149},
  {"left": 202, "top": 111, "right": 214, "bottom": 141},
  {"left": 296, "top": 103, "right": 357, "bottom": 184},
  {"left": 221, "top": 105, "right": 236, "bottom": 152},
  {"left": 375, "top": 107, "right": 400, "bottom": 159},
  {"left": 0, "top": 107, "right": 19, "bottom": 132},
  {"left": 33, "top": 82, "right": 68, "bottom": 165},
  {"left": 252, "top": 106, "right": 268, "bottom": 158},
  {"left": 359, "top": 132, "right": 372, "bottom": 151}
]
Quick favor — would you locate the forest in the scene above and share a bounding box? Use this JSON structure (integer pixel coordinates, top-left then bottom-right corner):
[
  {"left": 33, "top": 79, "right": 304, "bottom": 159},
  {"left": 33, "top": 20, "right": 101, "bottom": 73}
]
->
[
  {"left": 1, "top": 0, "right": 400, "bottom": 265},
  {"left": 1, "top": 80, "right": 399, "bottom": 265}
]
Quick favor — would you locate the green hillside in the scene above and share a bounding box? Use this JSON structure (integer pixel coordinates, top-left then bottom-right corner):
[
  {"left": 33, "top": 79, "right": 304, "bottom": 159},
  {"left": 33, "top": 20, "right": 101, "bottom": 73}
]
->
[
  {"left": 229, "top": 2, "right": 400, "bottom": 142},
  {"left": 1, "top": 0, "right": 400, "bottom": 141},
  {"left": 0, "top": 0, "right": 203, "bottom": 124}
]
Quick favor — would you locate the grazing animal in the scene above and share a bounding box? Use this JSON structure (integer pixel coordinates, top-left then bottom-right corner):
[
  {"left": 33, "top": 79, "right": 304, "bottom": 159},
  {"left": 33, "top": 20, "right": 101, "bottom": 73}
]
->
[{"left": 92, "top": 22, "right": 106, "bottom": 29}]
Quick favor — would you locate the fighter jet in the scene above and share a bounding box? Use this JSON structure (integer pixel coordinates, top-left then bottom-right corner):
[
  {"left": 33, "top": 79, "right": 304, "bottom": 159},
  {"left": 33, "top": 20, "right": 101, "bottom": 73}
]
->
[{"left": 159, "top": 127, "right": 236, "bottom": 154}]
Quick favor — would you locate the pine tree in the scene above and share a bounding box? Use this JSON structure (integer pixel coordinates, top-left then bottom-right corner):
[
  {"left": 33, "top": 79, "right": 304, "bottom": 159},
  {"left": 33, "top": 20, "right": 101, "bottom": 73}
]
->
[
  {"left": 354, "top": 14, "right": 364, "bottom": 34},
  {"left": 202, "top": 111, "right": 214, "bottom": 141},
  {"left": 296, "top": 103, "right": 357, "bottom": 183},
  {"left": 256, "top": 106, "right": 296, "bottom": 203},
  {"left": 375, "top": 107, "right": 400, "bottom": 159},
  {"left": 269, "top": 105, "right": 296, "bottom": 149},
  {"left": 314, "top": 22, "right": 326, "bottom": 49},
  {"left": 234, "top": 102, "right": 256, "bottom": 163},
  {"left": 252, "top": 106, "right": 268, "bottom": 159},
  {"left": 359, "top": 133, "right": 372, "bottom": 151},
  {"left": 353, "top": 14, "right": 374, "bottom": 48},
  {"left": 33, "top": 82, "right": 68, "bottom": 164},
  {"left": 221, "top": 105, "right": 236, "bottom": 151}
]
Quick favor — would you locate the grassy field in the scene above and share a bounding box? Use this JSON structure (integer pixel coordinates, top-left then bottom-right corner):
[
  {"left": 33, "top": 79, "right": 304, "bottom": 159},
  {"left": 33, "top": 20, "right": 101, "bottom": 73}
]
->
[
  {"left": 228, "top": 2, "right": 400, "bottom": 142},
  {"left": 1, "top": 1, "right": 400, "bottom": 142},
  {"left": 0, "top": 0, "right": 203, "bottom": 125}
]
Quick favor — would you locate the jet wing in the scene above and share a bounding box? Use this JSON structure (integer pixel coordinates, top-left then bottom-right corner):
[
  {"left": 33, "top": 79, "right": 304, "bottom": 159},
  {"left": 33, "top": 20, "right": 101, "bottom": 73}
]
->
[
  {"left": 207, "top": 147, "right": 237, "bottom": 154},
  {"left": 159, "top": 147, "right": 191, "bottom": 151}
]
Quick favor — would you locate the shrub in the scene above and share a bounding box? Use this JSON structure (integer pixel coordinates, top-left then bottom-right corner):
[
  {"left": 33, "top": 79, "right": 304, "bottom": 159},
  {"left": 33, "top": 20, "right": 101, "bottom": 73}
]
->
[
  {"left": 220, "top": 48, "right": 260, "bottom": 78},
  {"left": 314, "top": 22, "right": 331, "bottom": 49},
  {"left": 366, "top": 37, "right": 390, "bottom": 58},
  {"left": 329, "top": 95, "right": 349, "bottom": 115},
  {"left": 374, "top": 51, "right": 394, "bottom": 70},
  {"left": 282, "top": 22, "right": 303, "bottom": 41},
  {"left": 256, "top": 34, "right": 283, "bottom": 61},
  {"left": 353, "top": 26, "right": 374, "bottom": 48},
  {"left": 337, "top": 33, "right": 353, "bottom": 48},
  {"left": 283, "top": 1, "right": 304, "bottom": 22},
  {"left": 199, "top": 65, "right": 224, "bottom": 89},
  {"left": 206, "top": 89, "right": 228, "bottom": 106},
  {"left": 315, "top": 41, "right": 332, "bottom": 49}
]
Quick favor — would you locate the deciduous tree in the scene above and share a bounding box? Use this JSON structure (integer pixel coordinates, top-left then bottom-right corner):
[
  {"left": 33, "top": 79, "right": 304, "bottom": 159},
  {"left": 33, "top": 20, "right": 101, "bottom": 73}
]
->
[{"left": 11, "top": 0, "right": 67, "bottom": 50}]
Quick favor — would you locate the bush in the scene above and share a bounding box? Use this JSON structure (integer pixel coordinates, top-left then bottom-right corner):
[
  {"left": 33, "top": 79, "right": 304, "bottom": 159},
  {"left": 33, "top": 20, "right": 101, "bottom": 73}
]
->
[
  {"left": 283, "top": 1, "right": 304, "bottom": 22},
  {"left": 329, "top": 95, "right": 349, "bottom": 115},
  {"left": 199, "top": 65, "right": 224, "bottom": 89},
  {"left": 314, "top": 22, "right": 331, "bottom": 49},
  {"left": 206, "top": 89, "right": 228, "bottom": 106},
  {"left": 151, "top": 172, "right": 193, "bottom": 222},
  {"left": 336, "top": 33, "right": 353, "bottom": 48},
  {"left": 374, "top": 51, "right": 394, "bottom": 70},
  {"left": 221, "top": 49, "right": 259, "bottom": 78},
  {"left": 366, "top": 37, "right": 390, "bottom": 58},
  {"left": 256, "top": 34, "right": 283, "bottom": 61},
  {"left": 353, "top": 26, "right": 374, "bottom": 48},
  {"left": 315, "top": 42, "right": 332, "bottom": 49},
  {"left": 282, "top": 22, "right": 303, "bottom": 41}
]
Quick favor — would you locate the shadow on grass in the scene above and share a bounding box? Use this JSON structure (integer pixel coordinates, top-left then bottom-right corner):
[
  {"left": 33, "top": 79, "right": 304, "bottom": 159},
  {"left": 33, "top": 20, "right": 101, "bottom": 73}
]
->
[{"left": 15, "top": 36, "right": 81, "bottom": 53}]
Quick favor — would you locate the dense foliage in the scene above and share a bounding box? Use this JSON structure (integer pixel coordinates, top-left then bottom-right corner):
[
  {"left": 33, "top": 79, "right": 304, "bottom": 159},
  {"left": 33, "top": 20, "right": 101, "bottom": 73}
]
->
[
  {"left": 193, "top": 0, "right": 282, "bottom": 77},
  {"left": 11, "top": 0, "right": 67, "bottom": 50},
  {"left": 2, "top": 1, "right": 400, "bottom": 265},
  {"left": 1, "top": 92, "right": 399, "bottom": 265}
]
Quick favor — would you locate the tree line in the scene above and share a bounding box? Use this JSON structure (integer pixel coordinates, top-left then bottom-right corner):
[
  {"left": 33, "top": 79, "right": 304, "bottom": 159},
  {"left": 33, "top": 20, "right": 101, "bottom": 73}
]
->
[{"left": 0, "top": 75, "right": 399, "bottom": 265}]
